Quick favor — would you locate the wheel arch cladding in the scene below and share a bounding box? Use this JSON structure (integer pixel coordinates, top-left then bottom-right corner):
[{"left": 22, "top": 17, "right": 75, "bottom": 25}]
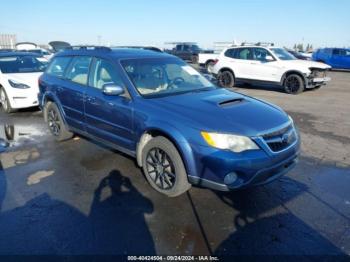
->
[
  {"left": 219, "top": 67, "right": 235, "bottom": 76},
  {"left": 42, "top": 92, "right": 67, "bottom": 124},
  {"left": 136, "top": 126, "right": 197, "bottom": 177},
  {"left": 281, "top": 70, "right": 306, "bottom": 86}
]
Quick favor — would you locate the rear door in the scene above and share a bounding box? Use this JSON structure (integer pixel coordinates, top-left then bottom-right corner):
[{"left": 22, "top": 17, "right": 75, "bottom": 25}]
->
[
  {"left": 60, "top": 56, "right": 92, "bottom": 130},
  {"left": 84, "top": 58, "right": 134, "bottom": 151},
  {"left": 224, "top": 47, "right": 255, "bottom": 79},
  {"left": 42, "top": 56, "right": 85, "bottom": 129}
]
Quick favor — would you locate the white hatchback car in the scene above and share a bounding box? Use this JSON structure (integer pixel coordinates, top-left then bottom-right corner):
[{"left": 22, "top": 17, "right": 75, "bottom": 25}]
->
[
  {"left": 0, "top": 52, "right": 46, "bottom": 113},
  {"left": 210, "top": 44, "right": 331, "bottom": 94}
]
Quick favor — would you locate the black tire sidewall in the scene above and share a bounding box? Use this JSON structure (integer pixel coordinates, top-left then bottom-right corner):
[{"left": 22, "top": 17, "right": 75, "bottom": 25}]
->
[
  {"left": 191, "top": 55, "right": 199, "bottom": 64},
  {"left": 142, "top": 136, "right": 191, "bottom": 197},
  {"left": 0, "top": 88, "right": 14, "bottom": 114},
  {"left": 45, "top": 102, "right": 73, "bottom": 141},
  {"left": 218, "top": 70, "right": 235, "bottom": 88},
  {"left": 205, "top": 61, "right": 214, "bottom": 70}
]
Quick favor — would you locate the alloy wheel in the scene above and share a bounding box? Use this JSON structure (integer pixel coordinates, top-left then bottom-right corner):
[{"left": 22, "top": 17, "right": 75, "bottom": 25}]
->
[
  {"left": 285, "top": 76, "right": 301, "bottom": 93},
  {"left": 47, "top": 108, "right": 61, "bottom": 136},
  {"left": 219, "top": 72, "right": 233, "bottom": 87},
  {"left": 146, "top": 148, "right": 176, "bottom": 190}
]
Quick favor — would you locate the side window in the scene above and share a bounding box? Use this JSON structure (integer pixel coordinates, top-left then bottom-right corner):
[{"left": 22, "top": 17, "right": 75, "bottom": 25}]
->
[
  {"left": 224, "top": 49, "right": 236, "bottom": 58},
  {"left": 90, "top": 59, "right": 124, "bottom": 89},
  {"left": 46, "top": 56, "right": 72, "bottom": 77},
  {"left": 253, "top": 48, "right": 272, "bottom": 62},
  {"left": 66, "top": 56, "right": 92, "bottom": 85},
  {"left": 183, "top": 45, "right": 190, "bottom": 51},
  {"left": 332, "top": 49, "right": 340, "bottom": 56},
  {"left": 235, "top": 48, "right": 253, "bottom": 60}
]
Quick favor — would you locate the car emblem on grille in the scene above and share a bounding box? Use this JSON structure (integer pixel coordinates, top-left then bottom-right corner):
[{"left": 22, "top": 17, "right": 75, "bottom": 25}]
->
[{"left": 282, "top": 133, "right": 291, "bottom": 143}]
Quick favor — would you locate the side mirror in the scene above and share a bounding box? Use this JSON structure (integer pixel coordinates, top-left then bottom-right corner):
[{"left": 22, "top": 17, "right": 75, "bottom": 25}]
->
[
  {"left": 265, "top": 55, "right": 274, "bottom": 62},
  {"left": 102, "top": 84, "right": 125, "bottom": 96}
]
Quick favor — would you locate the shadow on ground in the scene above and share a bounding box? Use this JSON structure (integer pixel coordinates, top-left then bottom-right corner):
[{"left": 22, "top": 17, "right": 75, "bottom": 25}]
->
[
  {"left": 213, "top": 177, "right": 346, "bottom": 256},
  {"left": 0, "top": 167, "right": 155, "bottom": 255}
]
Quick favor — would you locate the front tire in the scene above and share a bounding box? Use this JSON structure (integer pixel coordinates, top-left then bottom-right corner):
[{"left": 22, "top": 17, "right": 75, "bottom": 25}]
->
[
  {"left": 142, "top": 136, "right": 191, "bottom": 197},
  {"left": 0, "top": 88, "right": 15, "bottom": 114},
  {"left": 284, "top": 74, "right": 305, "bottom": 94},
  {"left": 218, "top": 70, "right": 235, "bottom": 88},
  {"left": 45, "top": 102, "right": 73, "bottom": 141}
]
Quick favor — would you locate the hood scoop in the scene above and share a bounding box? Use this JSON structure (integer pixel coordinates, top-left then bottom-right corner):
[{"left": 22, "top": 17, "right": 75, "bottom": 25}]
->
[{"left": 218, "top": 98, "right": 245, "bottom": 107}]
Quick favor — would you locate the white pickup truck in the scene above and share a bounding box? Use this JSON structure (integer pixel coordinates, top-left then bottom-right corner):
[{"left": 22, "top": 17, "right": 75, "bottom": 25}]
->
[{"left": 198, "top": 53, "right": 219, "bottom": 69}]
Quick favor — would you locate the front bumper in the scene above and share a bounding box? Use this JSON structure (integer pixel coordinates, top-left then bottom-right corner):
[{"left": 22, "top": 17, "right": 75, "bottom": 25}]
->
[
  {"left": 7, "top": 91, "right": 39, "bottom": 109},
  {"left": 187, "top": 130, "right": 300, "bottom": 191}
]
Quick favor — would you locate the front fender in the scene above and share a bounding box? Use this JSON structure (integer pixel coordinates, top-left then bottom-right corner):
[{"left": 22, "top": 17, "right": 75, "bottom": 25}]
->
[
  {"left": 41, "top": 92, "right": 67, "bottom": 125},
  {"left": 136, "top": 121, "right": 197, "bottom": 177}
]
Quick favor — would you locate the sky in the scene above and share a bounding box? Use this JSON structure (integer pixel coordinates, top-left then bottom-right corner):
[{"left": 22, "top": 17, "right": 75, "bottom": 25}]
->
[{"left": 0, "top": 0, "right": 349, "bottom": 49}]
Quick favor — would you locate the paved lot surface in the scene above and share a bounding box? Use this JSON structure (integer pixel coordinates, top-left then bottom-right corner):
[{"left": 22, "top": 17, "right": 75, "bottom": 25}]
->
[{"left": 0, "top": 71, "right": 349, "bottom": 257}]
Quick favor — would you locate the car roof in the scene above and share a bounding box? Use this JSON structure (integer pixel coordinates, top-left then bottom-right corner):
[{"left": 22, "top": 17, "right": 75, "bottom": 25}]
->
[
  {"left": 0, "top": 51, "right": 41, "bottom": 57},
  {"left": 55, "top": 47, "right": 173, "bottom": 60}
]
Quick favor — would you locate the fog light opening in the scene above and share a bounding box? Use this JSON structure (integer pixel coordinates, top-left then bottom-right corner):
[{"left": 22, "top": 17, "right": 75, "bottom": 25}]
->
[{"left": 224, "top": 172, "right": 238, "bottom": 185}]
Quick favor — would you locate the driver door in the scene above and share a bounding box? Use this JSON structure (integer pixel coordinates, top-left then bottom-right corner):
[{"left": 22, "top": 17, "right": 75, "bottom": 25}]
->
[
  {"left": 84, "top": 58, "right": 134, "bottom": 151},
  {"left": 249, "top": 48, "right": 280, "bottom": 82}
]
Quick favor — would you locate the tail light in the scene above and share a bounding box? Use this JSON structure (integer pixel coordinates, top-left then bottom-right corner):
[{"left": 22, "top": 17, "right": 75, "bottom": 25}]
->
[{"left": 213, "top": 59, "right": 219, "bottom": 65}]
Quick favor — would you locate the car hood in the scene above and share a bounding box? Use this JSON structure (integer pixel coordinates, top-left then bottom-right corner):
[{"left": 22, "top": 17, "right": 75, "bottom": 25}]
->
[
  {"left": 280, "top": 59, "right": 331, "bottom": 70},
  {"left": 150, "top": 88, "right": 290, "bottom": 136},
  {"left": 5, "top": 72, "right": 42, "bottom": 90}
]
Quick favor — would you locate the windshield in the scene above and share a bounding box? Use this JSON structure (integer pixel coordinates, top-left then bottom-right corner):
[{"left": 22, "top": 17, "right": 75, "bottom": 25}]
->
[
  {"left": 271, "top": 48, "right": 296, "bottom": 60},
  {"left": 0, "top": 55, "right": 47, "bottom": 73},
  {"left": 121, "top": 58, "right": 216, "bottom": 98}
]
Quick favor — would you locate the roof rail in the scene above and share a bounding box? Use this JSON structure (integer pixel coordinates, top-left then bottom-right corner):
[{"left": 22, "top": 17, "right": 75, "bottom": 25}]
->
[
  {"left": 241, "top": 42, "right": 275, "bottom": 47},
  {"left": 66, "top": 45, "right": 112, "bottom": 51},
  {"left": 241, "top": 42, "right": 256, "bottom": 46},
  {"left": 256, "top": 42, "right": 274, "bottom": 46},
  {"left": 164, "top": 42, "right": 197, "bottom": 45}
]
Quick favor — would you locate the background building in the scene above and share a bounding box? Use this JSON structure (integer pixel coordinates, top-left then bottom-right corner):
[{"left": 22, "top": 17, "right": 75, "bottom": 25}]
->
[{"left": 0, "top": 34, "right": 17, "bottom": 49}]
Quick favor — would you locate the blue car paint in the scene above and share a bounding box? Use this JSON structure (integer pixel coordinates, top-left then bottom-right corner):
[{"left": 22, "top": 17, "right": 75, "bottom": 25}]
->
[
  {"left": 39, "top": 48, "right": 300, "bottom": 191},
  {"left": 312, "top": 48, "right": 350, "bottom": 69}
]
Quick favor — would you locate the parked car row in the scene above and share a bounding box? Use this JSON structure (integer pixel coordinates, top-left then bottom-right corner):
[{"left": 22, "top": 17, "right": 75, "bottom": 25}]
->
[{"left": 0, "top": 41, "right": 345, "bottom": 196}]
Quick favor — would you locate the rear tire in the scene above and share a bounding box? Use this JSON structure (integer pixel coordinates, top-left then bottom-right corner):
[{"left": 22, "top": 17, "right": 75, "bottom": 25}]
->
[
  {"left": 142, "top": 136, "right": 191, "bottom": 197},
  {"left": 191, "top": 55, "right": 199, "bottom": 64},
  {"left": 284, "top": 74, "right": 305, "bottom": 94},
  {"left": 0, "top": 87, "right": 15, "bottom": 114},
  {"left": 45, "top": 102, "right": 73, "bottom": 141},
  {"left": 205, "top": 60, "right": 215, "bottom": 70},
  {"left": 218, "top": 70, "right": 235, "bottom": 88}
]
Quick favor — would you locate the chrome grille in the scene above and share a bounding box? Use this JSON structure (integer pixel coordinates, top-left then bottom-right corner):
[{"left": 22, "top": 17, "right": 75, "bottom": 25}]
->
[{"left": 262, "top": 124, "right": 297, "bottom": 152}]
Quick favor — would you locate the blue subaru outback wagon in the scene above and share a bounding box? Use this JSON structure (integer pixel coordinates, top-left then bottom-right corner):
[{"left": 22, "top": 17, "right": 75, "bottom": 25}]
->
[{"left": 38, "top": 46, "right": 300, "bottom": 197}]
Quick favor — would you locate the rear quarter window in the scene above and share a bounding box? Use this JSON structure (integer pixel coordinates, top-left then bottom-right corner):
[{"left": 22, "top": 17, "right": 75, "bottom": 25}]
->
[{"left": 46, "top": 56, "right": 72, "bottom": 77}]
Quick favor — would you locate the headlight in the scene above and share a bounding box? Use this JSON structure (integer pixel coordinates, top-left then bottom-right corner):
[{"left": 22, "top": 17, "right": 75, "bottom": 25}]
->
[
  {"left": 8, "top": 79, "right": 30, "bottom": 89},
  {"left": 288, "top": 115, "right": 294, "bottom": 124},
  {"left": 201, "top": 132, "right": 259, "bottom": 153}
]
